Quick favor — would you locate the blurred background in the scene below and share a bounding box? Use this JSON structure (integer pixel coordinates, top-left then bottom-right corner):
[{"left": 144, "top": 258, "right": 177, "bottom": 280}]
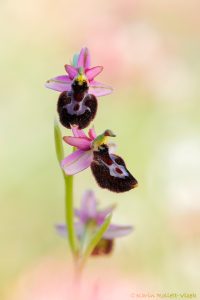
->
[{"left": 0, "top": 0, "right": 200, "bottom": 299}]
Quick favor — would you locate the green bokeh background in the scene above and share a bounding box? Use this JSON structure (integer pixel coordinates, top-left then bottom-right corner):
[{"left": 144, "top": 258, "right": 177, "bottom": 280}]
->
[{"left": 1, "top": 0, "right": 200, "bottom": 298}]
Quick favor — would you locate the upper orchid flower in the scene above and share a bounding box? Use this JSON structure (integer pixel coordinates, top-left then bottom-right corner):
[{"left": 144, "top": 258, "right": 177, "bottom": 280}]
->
[
  {"left": 45, "top": 47, "right": 113, "bottom": 97},
  {"left": 56, "top": 190, "right": 133, "bottom": 255},
  {"left": 45, "top": 48, "right": 113, "bottom": 129},
  {"left": 61, "top": 126, "right": 138, "bottom": 193}
]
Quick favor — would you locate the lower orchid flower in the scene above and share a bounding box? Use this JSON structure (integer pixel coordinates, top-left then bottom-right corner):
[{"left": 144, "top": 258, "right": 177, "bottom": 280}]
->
[
  {"left": 56, "top": 190, "right": 133, "bottom": 255},
  {"left": 61, "top": 126, "right": 138, "bottom": 193}
]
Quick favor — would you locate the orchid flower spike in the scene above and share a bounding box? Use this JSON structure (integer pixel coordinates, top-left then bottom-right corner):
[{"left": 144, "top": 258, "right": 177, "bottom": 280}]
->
[
  {"left": 56, "top": 190, "right": 133, "bottom": 255},
  {"left": 61, "top": 126, "right": 138, "bottom": 193},
  {"left": 45, "top": 47, "right": 113, "bottom": 129}
]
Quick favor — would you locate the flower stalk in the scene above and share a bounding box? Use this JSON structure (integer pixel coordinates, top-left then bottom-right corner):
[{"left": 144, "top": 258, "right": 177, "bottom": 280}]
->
[
  {"left": 47, "top": 48, "right": 137, "bottom": 276},
  {"left": 63, "top": 172, "right": 79, "bottom": 257},
  {"left": 54, "top": 120, "right": 79, "bottom": 258}
]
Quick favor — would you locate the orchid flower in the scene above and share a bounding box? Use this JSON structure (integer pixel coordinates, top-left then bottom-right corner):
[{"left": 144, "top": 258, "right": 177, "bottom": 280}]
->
[
  {"left": 61, "top": 126, "right": 138, "bottom": 193},
  {"left": 56, "top": 190, "right": 133, "bottom": 255},
  {"left": 45, "top": 47, "right": 113, "bottom": 97},
  {"left": 45, "top": 48, "right": 113, "bottom": 129}
]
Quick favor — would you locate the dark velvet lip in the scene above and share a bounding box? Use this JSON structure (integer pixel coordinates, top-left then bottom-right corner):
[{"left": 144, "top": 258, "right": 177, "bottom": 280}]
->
[
  {"left": 91, "top": 145, "right": 138, "bottom": 193},
  {"left": 57, "top": 90, "right": 98, "bottom": 129}
]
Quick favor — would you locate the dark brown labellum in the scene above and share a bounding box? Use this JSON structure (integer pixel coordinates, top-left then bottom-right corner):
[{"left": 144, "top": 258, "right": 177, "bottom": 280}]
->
[
  {"left": 91, "top": 145, "right": 138, "bottom": 193},
  {"left": 57, "top": 91, "right": 98, "bottom": 129},
  {"left": 91, "top": 238, "right": 114, "bottom": 256}
]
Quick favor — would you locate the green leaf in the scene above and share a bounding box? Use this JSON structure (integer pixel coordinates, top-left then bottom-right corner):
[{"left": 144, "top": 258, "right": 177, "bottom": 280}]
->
[
  {"left": 54, "top": 119, "right": 64, "bottom": 162},
  {"left": 80, "top": 214, "right": 112, "bottom": 266}
]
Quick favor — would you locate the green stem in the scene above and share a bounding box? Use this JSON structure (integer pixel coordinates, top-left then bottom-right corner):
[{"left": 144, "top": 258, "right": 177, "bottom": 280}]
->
[
  {"left": 63, "top": 171, "right": 79, "bottom": 257},
  {"left": 54, "top": 120, "right": 79, "bottom": 258}
]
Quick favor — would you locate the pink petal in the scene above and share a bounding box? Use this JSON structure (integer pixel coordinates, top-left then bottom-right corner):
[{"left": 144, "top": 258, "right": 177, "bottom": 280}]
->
[
  {"left": 55, "top": 222, "right": 84, "bottom": 238},
  {"left": 61, "top": 149, "right": 93, "bottom": 175},
  {"left": 96, "top": 204, "right": 116, "bottom": 224},
  {"left": 75, "top": 190, "right": 98, "bottom": 222},
  {"left": 88, "top": 127, "right": 96, "bottom": 140},
  {"left": 80, "top": 190, "right": 98, "bottom": 220},
  {"left": 71, "top": 125, "right": 88, "bottom": 138},
  {"left": 64, "top": 65, "right": 78, "bottom": 80},
  {"left": 77, "top": 47, "right": 90, "bottom": 69},
  {"left": 45, "top": 75, "right": 72, "bottom": 92},
  {"left": 63, "top": 136, "right": 91, "bottom": 150},
  {"left": 89, "top": 80, "right": 113, "bottom": 97},
  {"left": 103, "top": 224, "right": 133, "bottom": 240},
  {"left": 86, "top": 66, "right": 103, "bottom": 81}
]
